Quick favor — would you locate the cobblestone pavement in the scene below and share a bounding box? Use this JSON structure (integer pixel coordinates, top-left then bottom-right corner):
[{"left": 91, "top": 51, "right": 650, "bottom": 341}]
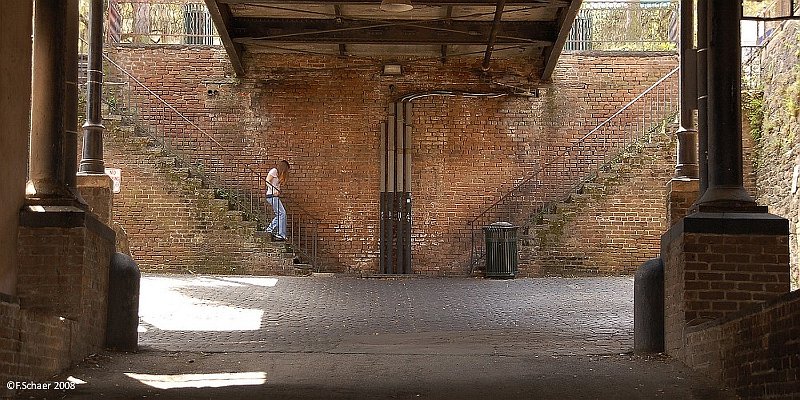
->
[
  {"left": 139, "top": 274, "right": 634, "bottom": 356},
  {"left": 21, "top": 274, "right": 736, "bottom": 399}
]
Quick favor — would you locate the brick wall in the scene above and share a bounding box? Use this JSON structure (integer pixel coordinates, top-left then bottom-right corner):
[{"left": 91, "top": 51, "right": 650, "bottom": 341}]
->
[
  {"left": 753, "top": 21, "right": 800, "bottom": 290},
  {"left": 662, "top": 215, "right": 791, "bottom": 359},
  {"left": 1, "top": 208, "right": 116, "bottom": 387},
  {"left": 103, "top": 121, "right": 299, "bottom": 274},
  {"left": 684, "top": 290, "right": 800, "bottom": 399},
  {"left": 106, "top": 45, "right": 678, "bottom": 274},
  {"left": 0, "top": 297, "right": 77, "bottom": 388},
  {"left": 519, "top": 125, "right": 677, "bottom": 276}
]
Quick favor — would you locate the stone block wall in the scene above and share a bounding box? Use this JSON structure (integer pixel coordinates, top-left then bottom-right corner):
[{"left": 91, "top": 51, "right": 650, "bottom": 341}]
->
[
  {"left": 753, "top": 20, "right": 800, "bottom": 289},
  {"left": 106, "top": 45, "right": 679, "bottom": 274},
  {"left": 684, "top": 290, "right": 800, "bottom": 399}
]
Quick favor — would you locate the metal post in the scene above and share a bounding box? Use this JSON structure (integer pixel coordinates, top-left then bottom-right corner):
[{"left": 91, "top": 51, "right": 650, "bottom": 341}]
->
[
  {"left": 696, "top": 0, "right": 756, "bottom": 207},
  {"left": 64, "top": 0, "right": 80, "bottom": 192},
  {"left": 27, "top": 0, "right": 73, "bottom": 200},
  {"left": 675, "top": 0, "right": 698, "bottom": 179},
  {"left": 80, "top": 0, "right": 106, "bottom": 174},
  {"left": 696, "top": 0, "right": 709, "bottom": 194}
]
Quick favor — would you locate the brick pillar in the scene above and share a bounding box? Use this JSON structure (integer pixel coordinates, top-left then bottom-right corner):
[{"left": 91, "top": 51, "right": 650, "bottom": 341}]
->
[
  {"left": 16, "top": 206, "right": 115, "bottom": 363},
  {"left": 661, "top": 213, "right": 790, "bottom": 361},
  {"left": 77, "top": 174, "right": 113, "bottom": 226},
  {"left": 666, "top": 178, "right": 699, "bottom": 227}
]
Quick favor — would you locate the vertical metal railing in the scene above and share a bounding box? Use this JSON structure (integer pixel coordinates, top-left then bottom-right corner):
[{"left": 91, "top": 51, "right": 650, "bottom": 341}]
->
[
  {"left": 467, "top": 67, "right": 680, "bottom": 272},
  {"left": 96, "top": 47, "right": 321, "bottom": 271},
  {"left": 564, "top": 0, "right": 679, "bottom": 52},
  {"left": 107, "top": 0, "right": 221, "bottom": 45}
]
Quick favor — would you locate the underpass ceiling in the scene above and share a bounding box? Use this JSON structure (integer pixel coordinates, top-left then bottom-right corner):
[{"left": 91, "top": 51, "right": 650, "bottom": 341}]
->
[{"left": 205, "top": 0, "right": 582, "bottom": 80}]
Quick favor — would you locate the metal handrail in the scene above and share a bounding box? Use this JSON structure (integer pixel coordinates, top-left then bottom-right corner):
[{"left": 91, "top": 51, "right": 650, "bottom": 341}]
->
[
  {"left": 96, "top": 46, "right": 322, "bottom": 271},
  {"left": 466, "top": 66, "right": 680, "bottom": 272}
]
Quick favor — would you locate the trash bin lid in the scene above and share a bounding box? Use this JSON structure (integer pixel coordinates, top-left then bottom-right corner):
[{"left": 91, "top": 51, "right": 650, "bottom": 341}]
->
[{"left": 488, "top": 221, "right": 515, "bottom": 227}]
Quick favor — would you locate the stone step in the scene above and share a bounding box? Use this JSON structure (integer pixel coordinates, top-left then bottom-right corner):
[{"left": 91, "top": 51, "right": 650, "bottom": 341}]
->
[
  {"left": 211, "top": 198, "right": 230, "bottom": 211},
  {"left": 226, "top": 210, "right": 244, "bottom": 222},
  {"left": 541, "top": 214, "right": 560, "bottom": 222}
]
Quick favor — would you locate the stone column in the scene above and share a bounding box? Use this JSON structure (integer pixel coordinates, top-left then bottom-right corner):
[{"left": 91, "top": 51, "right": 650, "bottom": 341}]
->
[
  {"left": 64, "top": 0, "right": 84, "bottom": 203},
  {"left": 661, "top": 0, "right": 791, "bottom": 367},
  {"left": 667, "top": 0, "right": 700, "bottom": 227},
  {"left": 695, "top": 0, "right": 756, "bottom": 209},
  {"left": 674, "top": 0, "right": 698, "bottom": 180},
  {"left": 27, "top": 0, "right": 73, "bottom": 201},
  {"left": 696, "top": 0, "right": 709, "bottom": 196}
]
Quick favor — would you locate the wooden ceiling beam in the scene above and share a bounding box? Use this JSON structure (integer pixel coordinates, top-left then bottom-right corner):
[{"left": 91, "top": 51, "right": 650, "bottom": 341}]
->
[
  {"left": 218, "top": 0, "right": 568, "bottom": 6},
  {"left": 231, "top": 18, "right": 555, "bottom": 46},
  {"left": 205, "top": 1, "right": 245, "bottom": 76},
  {"left": 540, "top": 0, "right": 581, "bottom": 80}
]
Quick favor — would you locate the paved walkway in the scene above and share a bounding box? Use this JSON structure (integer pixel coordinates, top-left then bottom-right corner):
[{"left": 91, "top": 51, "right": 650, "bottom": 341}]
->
[{"left": 22, "top": 274, "right": 735, "bottom": 399}]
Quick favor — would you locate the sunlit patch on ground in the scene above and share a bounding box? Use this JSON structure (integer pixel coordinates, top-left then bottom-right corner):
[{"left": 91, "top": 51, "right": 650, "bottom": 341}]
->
[
  {"left": 124, "top": 372, "right": 267, "bottom": 389},
  {"left": 138, "top": 276, "right": 274, "bottom": 331}
]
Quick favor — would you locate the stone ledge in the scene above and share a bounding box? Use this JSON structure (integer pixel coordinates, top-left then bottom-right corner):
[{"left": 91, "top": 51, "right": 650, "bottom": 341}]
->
[
  {"left": 19, "top": 205, "right": 115, "bottom": 242},
  {"left": 0, "top": 292, "right": 19, "bottom": 305},
  {"left": 664, "top": 212, "right": 789, "bottom": 240}
]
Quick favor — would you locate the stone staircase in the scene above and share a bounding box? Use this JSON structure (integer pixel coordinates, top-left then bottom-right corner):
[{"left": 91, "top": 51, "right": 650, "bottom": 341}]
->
[
  {"left": 517, "top": 123, "right": 677, "bottom": 276},
  {"left": 104, "top": 115, "right": 315, "bottom": 276}
]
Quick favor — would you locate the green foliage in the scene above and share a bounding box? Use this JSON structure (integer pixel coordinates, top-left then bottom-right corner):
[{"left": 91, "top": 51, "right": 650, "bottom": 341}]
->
[
  {"left": 743, "top": 92, "right": 765, "bottom": 144},
  {"left": 585, "top": 2, "right": 678, "bottom": 52}
]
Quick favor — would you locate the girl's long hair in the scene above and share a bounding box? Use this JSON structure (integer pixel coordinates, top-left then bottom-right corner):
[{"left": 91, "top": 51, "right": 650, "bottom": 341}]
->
[{"left": 277, "top": 160, "right": 290, "bottom": 185}]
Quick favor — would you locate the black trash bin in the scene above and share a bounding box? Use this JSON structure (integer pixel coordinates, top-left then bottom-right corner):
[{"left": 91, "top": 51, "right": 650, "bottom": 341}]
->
[{"left": 483, "top": 222, "right": 519, "bottom": 278}]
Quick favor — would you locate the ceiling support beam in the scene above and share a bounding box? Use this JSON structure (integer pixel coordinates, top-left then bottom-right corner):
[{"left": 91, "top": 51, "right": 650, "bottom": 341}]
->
[
  {"left": 232, "top": 18, "right": 554, "bottom": 46},
  {"left": 441, "top": 6, "right": 453, "bottom": 63},
  {"left": 540, "top": 0, "right": 581, "bottom": 80},
  {"left": 205, "top": 1, "right": 245, "bottom": 76},
  {"left": 481, "top": 0, "right": 506, "bottom": 71},
  {"left": 334, "top": 5, "right": 348, "bottom": 57},
  {"left": 219, "top": 0, "right": 568, "bottom": 6}
]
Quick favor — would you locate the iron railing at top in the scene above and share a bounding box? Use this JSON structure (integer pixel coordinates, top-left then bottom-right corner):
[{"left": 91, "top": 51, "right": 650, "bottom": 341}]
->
[
  {"left": 466, "top": 66, "right": 680, "bottom": 273},
  {"left": 106, "top": 0, "right": 221, "bottom": 45},
  {"left": 565, "top": 0, "right": 678, "bottom": 52},
  {"left": 94, "top": 47, "right": 321, "bottom": 271}
]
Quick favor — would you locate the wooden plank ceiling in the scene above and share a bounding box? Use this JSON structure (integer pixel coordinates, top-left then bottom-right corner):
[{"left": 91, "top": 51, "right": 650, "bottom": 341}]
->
[{"left": 205, "top": 0, "right": 583, "bottom": 80}]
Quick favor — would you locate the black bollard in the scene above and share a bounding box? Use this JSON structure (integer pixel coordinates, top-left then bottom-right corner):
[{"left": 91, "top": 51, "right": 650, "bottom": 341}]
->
[
  {"left": 634, "top": 258, "right": 664, "bottom": 353},
  {"left": 106, "top": 252, "right": 140, "bottom": 351}
]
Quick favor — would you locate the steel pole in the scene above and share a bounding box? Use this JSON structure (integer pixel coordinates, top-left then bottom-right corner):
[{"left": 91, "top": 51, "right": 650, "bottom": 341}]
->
[{"left": 80, "top": 0, "right": 106, "bottom": 174}]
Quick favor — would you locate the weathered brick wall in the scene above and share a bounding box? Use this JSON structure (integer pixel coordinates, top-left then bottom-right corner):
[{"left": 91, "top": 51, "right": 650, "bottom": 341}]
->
[
  {"left": 662, "top": 219, "right": 791, "bottom": 359},
  {"left": 0, "top": 298, "right": 76, "bottom": 387},
  {"left": 685, "top": 290, "right": 800, "bottom": 399},
  {"left": 753, "top": 20, "right": 800, "bottom": 289},
  {"left": 103, "top": 122, "right": 297, "bottom": 274},
  {"left": 5, "top": 210, "right": 115, "bottom": 386},
  {"left": 1, "top": 210, "right": 114, "bottom": 387},
  {"left": 520, "top": 127, "right": 677, "bottom": 276},
  {"left": 106, "top": 45, "right": 678, "bottom": 274}
]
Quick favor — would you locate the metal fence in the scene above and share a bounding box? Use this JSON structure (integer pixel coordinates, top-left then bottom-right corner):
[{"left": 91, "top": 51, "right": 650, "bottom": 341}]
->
[
  {"left": 107, "top": 0, "right": 221, "bottom": 45},
  {"left": 565, "top": 0, "right": 678, "bottom": 52}
]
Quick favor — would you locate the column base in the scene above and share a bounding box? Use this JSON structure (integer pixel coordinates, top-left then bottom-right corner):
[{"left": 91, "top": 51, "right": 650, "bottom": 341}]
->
[
  {"left": 666, "top": 178, "right": 699, "bottom": 227},
  {"left": 661, "top": 212, "right": 790, "bottom": 362},
  {"left": 77, "top": 173, "right": 113, "bottom": 225}
]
